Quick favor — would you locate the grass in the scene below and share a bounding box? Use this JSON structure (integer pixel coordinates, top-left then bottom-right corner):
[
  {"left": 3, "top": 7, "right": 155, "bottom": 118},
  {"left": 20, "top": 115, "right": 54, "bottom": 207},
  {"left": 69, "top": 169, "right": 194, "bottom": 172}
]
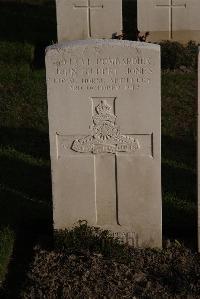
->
[
  {"left": 20, "top": 223, "right": 200, "bottom": 298},
  {"left": 0, "top": 228, "right": 14, "bottom": 286},
  {"left": 0, "top": 0, "right": 198, "bottom": 296},
  {"left": 0, "top": 2, "right": 55, "bottom": 293},
  {"left": 161, "top": 71, "right": 197, "bottom": 241},
  {"left": 162, "top": 72, "right": 197, "bottom": 138}
]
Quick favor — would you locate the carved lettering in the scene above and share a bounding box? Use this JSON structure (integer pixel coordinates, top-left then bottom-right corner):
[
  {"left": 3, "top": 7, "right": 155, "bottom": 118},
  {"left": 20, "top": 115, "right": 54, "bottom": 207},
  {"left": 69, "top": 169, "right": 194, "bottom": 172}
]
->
[{"left": 50, "top": 54, "right": 153, "bottom": 91}]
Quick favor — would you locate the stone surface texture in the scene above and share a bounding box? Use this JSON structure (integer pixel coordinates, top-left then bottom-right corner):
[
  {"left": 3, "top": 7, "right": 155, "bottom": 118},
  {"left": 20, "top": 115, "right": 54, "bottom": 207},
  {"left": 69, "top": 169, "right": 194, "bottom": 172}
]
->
[
  {"left": 56, "top": 0, "right": 122, "bottom": 42},
  {"left": 46, "top": 39, "right": 162, "bottom": 248},
  {"left": 138, "top": 0, "right": 200, "bottom": 43}
]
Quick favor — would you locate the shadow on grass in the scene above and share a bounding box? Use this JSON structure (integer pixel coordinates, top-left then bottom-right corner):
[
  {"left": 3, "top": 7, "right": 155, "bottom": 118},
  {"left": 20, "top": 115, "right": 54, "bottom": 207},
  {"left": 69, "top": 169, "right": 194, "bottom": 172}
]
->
[
  {"left": 0, "top": 1, "right": 56, "bottom": 44},
  {"left": 0, "top": 127, "right": 50, "bottom": 160},
  {"left": 0, "top": 127, "right": 53, "bottom": 297},
  {"left": 0, "top": 1, "right": 57, "bottom": 69},
  {"left": 162, "top": 135, "right": 196, "bottom": 202},
  {"left": 162, "top": 135, "right": 197, "bottom": 249}
]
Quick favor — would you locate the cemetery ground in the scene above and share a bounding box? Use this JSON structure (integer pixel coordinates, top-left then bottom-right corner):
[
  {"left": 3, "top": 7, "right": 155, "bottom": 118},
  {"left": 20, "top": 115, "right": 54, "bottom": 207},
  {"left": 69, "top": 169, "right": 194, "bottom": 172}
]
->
[{"left": 0, "top": 0, "right": 200, "bottom": 298}]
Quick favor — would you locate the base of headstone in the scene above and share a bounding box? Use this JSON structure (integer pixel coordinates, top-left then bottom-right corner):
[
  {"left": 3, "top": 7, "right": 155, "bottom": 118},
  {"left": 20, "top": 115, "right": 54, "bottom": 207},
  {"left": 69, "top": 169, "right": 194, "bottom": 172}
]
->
[{"left": 54, "top": 223, "right": 161, "bottom": 248}]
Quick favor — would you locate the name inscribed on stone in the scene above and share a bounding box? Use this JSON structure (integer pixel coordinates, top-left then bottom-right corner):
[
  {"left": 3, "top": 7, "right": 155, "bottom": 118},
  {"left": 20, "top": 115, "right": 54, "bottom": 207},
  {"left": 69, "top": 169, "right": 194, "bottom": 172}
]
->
[{"left": 48, "top": 55, "right": 153, "bottom": 92}]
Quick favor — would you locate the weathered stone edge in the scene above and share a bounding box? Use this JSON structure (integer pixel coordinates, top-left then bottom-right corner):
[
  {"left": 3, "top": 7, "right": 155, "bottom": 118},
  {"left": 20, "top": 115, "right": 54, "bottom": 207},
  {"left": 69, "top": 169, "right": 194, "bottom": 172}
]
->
[{"left": 45, "top": 39, "right": 160, "bottom": 55}]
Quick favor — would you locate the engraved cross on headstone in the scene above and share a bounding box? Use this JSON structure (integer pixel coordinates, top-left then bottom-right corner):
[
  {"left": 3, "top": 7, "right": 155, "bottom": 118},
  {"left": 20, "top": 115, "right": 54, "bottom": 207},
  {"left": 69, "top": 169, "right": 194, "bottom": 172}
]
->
[
  {"left": 156, "top": 0, "right": 186, "bottom": 39},
  {"left": 74, "top": 0, "right": 104, "bottom": 37},
  {"left": 71, "top": 97, "right": 140, "bottom": 226}
]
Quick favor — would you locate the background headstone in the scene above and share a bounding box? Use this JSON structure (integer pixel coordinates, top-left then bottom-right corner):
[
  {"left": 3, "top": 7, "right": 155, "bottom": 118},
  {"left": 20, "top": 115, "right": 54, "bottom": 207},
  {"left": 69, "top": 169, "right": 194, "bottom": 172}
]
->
[
  {"left": 138, "top": 0, "right": 200, "bottom": 43},
  {"left": 46, "top": 39, "right": 162, "bottom": 248},
  {"left": 56, "top": 0, "right": 122, "bottom": 42}
]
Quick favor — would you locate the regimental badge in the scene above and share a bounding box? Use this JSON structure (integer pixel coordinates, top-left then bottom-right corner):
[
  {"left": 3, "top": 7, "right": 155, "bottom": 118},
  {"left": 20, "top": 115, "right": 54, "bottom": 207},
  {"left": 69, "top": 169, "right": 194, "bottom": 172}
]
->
[{"left": 72, "top": 100, "right": 140, "bottom": 154}]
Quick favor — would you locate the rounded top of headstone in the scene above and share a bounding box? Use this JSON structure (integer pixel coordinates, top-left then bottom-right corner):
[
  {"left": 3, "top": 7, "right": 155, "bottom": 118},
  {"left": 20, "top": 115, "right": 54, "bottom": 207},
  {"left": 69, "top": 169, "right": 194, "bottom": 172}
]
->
[{"left": 46, "top": 39, "right": 160, "bottom": 55}]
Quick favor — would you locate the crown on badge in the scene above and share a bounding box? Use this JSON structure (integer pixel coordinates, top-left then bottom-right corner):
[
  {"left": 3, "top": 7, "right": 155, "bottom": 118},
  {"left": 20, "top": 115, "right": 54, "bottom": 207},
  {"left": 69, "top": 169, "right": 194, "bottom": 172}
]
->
[
  {"left": 96, "top": 100, "right": 111, "bottom": 115},
  {"left": 94, "top": 100, "right": 116, "bottom": 125}
]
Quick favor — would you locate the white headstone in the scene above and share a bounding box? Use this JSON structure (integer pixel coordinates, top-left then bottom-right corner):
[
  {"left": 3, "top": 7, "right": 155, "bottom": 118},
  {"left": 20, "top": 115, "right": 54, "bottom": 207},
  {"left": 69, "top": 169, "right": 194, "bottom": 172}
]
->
[
  {"left": 46, "top": 39, "right": 162, "bottom": 248},
  {"left": 56, "top": 0, "right": 122, "bottom": 42},
  {"left": 138, "top": 0, "right": 200, "bottom": 43}
]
